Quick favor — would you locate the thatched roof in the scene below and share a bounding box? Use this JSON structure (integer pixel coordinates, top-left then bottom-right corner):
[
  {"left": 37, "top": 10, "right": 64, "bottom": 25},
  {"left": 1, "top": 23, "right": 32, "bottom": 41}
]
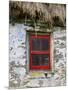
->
[{"left": 9, "top": 1, "right": 66, "bottom": 27}]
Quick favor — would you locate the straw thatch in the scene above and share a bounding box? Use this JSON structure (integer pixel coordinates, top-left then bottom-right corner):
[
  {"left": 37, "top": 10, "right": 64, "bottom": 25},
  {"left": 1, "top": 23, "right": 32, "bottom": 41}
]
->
[{"left": 9, "top": 1, "right": 66, "bottom": 27}]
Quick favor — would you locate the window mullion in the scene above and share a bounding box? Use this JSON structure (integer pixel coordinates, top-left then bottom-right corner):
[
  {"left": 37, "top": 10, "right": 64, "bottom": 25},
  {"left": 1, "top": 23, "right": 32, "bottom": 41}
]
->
[{"left": 31, "top": 51, "right": 49, "bottom": 54}]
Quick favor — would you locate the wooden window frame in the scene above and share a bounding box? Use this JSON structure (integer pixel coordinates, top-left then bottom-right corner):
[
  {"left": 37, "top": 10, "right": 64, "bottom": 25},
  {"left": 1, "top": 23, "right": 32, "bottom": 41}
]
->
[{"left": 29, "top": 34, "right": 51, "bottom": 70}]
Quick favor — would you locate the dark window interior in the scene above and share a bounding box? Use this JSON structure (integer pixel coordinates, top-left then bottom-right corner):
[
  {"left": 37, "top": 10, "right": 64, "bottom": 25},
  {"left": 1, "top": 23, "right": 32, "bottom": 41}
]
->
[
  {"left": 32, "top": 54, "right": 49, "bottom": 66},
  {"left": 32, "top": 38, "right": 49, "bottom": 51}
]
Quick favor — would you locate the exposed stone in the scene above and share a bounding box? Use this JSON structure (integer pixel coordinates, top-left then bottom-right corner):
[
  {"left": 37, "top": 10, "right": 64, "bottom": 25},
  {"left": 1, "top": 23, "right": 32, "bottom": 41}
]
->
[
  {"left": 23, "top": 79, "right": 40, "bottom": 87},
  {"left": 9, "top": 24, "right": 66, "bottom": 88}
]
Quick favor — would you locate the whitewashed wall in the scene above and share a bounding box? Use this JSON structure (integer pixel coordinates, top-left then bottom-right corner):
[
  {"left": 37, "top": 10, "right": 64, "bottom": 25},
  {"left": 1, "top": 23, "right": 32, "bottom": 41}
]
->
[{"left": 9, "top": 24, "right": 66, "bottom": 88}]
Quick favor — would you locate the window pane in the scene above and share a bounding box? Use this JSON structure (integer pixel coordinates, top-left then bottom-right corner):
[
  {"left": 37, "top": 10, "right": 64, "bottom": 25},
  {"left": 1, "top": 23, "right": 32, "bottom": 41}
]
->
[
  {"left": 32, "top": 54, "right": 49, "bottom": 66},
  {"left": 32, "top": 38, "right": 49, "bottom": 51}
]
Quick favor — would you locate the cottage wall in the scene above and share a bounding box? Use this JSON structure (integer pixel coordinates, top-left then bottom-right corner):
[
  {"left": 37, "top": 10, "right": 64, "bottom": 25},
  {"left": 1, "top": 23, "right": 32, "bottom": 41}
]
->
[{"left": 9, "top": 24, "right": 66, "bottom": 88}]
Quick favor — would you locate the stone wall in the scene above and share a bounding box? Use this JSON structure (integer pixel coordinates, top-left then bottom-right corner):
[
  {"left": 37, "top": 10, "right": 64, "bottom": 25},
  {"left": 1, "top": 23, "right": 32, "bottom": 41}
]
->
[{"left": 9, "top": 24, "right": 66, "bottom": 88}]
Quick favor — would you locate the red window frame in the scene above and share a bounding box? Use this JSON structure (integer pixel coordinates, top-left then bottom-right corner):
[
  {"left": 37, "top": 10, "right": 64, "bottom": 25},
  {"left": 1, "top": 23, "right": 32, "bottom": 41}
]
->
[{"left": 29, "top": 34, "right": 51, "bottom": 70}]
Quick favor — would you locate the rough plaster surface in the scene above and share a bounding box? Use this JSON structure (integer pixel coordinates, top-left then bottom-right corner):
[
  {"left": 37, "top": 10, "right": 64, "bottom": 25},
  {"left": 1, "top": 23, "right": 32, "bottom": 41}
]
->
[{"left": 9, "top": 24, "right": 66, "bottom": 88}]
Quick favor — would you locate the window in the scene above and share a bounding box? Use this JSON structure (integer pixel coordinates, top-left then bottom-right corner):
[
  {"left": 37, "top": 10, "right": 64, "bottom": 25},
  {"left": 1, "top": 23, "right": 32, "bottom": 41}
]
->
[{"left": 29, "top": 34, "right": 51, "bottom": 70}]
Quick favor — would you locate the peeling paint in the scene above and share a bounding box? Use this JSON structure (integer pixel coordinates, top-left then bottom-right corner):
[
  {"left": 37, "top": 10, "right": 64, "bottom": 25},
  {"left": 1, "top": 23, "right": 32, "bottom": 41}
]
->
[{"left": 9, "top": 24, "right": 66, "bottom": 88}]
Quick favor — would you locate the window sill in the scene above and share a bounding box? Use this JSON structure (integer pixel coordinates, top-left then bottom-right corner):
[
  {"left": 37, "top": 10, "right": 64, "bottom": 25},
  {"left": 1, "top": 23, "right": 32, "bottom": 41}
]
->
[{"left": 28, "top": 71, "right": 55, "bottom": 78}]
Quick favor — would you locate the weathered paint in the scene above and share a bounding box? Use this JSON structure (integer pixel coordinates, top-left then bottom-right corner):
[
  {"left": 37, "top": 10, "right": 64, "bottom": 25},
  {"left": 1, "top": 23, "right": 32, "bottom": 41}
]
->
[{"left": 9, "top": 24, "right": 66, "bottom": 88}]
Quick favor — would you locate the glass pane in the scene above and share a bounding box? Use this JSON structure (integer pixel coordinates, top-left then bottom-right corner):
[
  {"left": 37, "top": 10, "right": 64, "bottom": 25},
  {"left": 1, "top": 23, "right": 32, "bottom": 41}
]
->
[
  {"left": 42, "top": 39, "right": 49, "bottom": 50},
  {"left": 32, "top": 38, "right": 49, "bottom": 51},
  {"left": 32, "top": 54, "right": 49, "bottom": 66},
  {"left": 32, "top": 38, "right": 40, "bottom": 51}
]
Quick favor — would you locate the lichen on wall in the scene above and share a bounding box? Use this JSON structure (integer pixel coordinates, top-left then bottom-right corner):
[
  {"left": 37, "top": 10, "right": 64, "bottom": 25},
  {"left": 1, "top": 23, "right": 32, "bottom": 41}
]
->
[{"left": 9, "top": 24, "right": 66, "bottom": 88}]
